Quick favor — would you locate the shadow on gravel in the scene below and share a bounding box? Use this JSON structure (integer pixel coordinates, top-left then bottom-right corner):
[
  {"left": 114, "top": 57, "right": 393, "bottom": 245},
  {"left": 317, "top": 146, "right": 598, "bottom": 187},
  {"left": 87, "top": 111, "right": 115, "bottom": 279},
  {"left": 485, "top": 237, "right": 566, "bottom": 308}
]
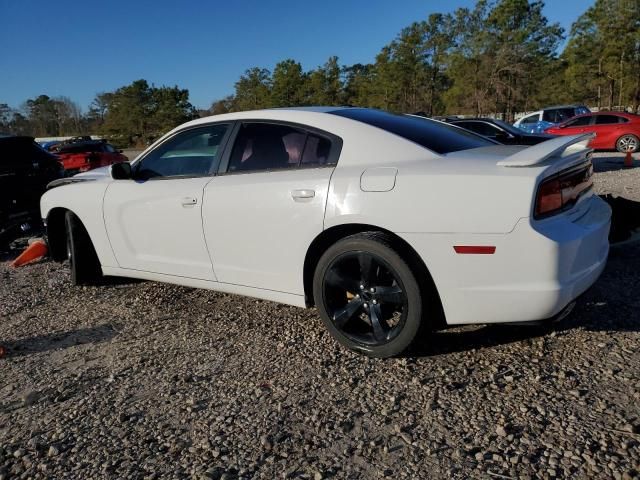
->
[
  {"left": 96, "top": 276, "right": 144, "bottom": 287},
  {"left": 601, "top": 195, "right": 640, "bottom": 243},
  {"left": 2, "top": 324, "right": 118, "bottom": 358},
  {"left": 593, "top": 155, "right": 639, "bottom": 172},
  {"left": 408, "top": 324, "right": 548, "bottom": 357}
]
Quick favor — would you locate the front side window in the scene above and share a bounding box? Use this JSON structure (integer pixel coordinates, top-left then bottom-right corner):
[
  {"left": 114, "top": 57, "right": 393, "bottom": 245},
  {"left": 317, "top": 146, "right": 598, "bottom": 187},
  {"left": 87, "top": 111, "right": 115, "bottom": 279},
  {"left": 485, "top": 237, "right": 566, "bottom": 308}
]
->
[
  {"left": 135, "top": 124, "right": 229, "bottom": 180},
  {"left": 565, "top": 116, "right": 592, "bottom": 127},
  {"left": 227, "top": 123, "right": 334, "bottom": 173}
]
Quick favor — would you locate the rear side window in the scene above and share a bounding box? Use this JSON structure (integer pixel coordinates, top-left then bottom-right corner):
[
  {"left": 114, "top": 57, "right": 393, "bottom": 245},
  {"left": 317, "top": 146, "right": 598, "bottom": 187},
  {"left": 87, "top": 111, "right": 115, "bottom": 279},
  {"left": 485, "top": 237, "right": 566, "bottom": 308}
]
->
[
  {"left": 227, "top": 123, "right": 335, "bottom": 173},
  {"left": 595, "top": 115, "right": 626, "bottom": 125},
  {"left": 330, "top": 109, "right": 494, "bottom": 154},
  {"left": 520, "top": 114, "right": 539, "bottom": 124},
  {"left": 543, "top": 108, "right": 575, "bottom": 123}
]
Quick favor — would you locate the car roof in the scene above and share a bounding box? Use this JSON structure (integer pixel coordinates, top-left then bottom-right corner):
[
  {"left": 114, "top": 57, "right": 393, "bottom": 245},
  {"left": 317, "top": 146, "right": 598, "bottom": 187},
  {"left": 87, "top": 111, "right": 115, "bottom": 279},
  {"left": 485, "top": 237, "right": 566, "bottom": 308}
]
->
[
  {"left": 591, "top": 111, "right": 638, "bottom": 119},
  {"left": 544, "top": 105, "right": 588, "bottom": 110},
  {"left": 269, "top": 106, "right": 351, "bottom": 113},
  {"left": 564, "top": 111, "right": 636, "bottom": 119},
  {"left": 450, "top": 117, "right": 497, "bottom": 122},
  {"left": 0, "top": 135, "right": 35, "bottom": 143}
]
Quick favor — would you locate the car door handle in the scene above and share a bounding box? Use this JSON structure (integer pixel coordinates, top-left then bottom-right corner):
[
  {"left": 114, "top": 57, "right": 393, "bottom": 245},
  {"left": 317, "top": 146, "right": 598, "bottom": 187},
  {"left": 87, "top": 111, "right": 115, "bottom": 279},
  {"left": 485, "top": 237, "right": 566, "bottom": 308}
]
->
[
  {"left": 181, "top": 196, "right": 197, "bottom": 206},
  {"left": 291, "top": 189, "right": 315, "bottom": 201}
]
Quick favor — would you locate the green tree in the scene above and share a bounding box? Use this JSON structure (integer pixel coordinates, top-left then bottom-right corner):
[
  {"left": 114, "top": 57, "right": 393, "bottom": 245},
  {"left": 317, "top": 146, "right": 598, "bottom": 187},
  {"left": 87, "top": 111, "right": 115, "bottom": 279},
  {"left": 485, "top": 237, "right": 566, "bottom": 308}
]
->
[
  {"left": 233, "top": 67, "right": 272, "bottom": 111},
  {"left": 99, "top": 79, "right": 196, "bottom": 146},
  {"left": 365, "top": 14, "right": 454, "bottom": 114},
  {"left": 208, "top": 95, "right": 235, "bottom": 115},
  {"left": 270, "top": 59, "right": 307, "bottom": 107},
  {"left": 0, "top": 104, "right": 13, "bottom": 132},
  {"left": 150, "top": 85, "right": 197, "bottom": 132},
  {"left": 445, "top": 0, "right": 563, "bottom": 118},
  {"left": 24, "top": 95, "right": 59, "bottom": 136},
  {"left": 563, "top": 0, "right": 640, "bottom": 111},
  {"left": 342, "top": 63, "right": 376, "bottom": 107},
  {"left": 307, "top": 56, "right": 343, "bottom": 105}
]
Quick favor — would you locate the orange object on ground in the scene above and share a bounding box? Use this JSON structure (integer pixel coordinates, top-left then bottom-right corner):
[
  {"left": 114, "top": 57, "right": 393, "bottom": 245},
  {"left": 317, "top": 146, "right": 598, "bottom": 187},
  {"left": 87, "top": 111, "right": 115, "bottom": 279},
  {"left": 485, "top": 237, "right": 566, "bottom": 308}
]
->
[
  {"left": 11, "top": 240, "right": 48, "bottom": 267},
  {"left": 624, "top": 150, "right": 634, "bottom": 168}
]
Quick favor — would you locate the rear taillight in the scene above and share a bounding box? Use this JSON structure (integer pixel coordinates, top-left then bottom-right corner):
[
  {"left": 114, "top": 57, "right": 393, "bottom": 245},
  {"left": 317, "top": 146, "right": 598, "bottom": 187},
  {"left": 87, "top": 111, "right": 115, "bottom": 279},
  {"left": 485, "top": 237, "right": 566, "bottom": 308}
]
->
[{"left": 534, "top": 162, "right": 593, "bottom": 219}]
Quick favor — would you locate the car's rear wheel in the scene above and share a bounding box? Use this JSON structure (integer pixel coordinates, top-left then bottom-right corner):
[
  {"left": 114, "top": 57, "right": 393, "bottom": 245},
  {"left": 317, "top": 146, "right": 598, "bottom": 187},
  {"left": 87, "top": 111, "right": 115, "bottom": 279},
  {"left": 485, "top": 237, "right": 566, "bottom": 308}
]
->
[
  {"left": 616, "top": 134, "right": 639, "bottom": 153},
  {"left": 64, "top": 211, "right": 102, "bottom": 286},
  {"left": 313, "top": 233, "right": 423, "bottom": 358}
]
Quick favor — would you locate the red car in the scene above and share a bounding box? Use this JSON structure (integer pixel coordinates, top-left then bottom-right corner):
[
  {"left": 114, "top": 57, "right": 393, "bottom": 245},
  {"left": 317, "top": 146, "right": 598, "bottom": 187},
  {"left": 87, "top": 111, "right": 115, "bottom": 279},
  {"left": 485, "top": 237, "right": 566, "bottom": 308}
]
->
[
  {"left": 51, "top": 138, "right": 128, "bottom": 175},
  {"left": 545, "top": 112, "right": 640, "bottom": 153}
]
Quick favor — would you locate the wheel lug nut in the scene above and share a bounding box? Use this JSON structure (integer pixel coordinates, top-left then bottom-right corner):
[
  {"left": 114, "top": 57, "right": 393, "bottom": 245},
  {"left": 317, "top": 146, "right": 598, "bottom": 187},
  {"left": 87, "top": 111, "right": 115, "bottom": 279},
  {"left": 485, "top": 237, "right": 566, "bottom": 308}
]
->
[
  {"left": 372, "top": 299, "right": 377, "bottom": 304},
  {"left": 363, "top": 303, "right": 368, "bottom": 308},
  {"left": 360, "top": 284, "right": 364, "bottom": 290},
  {"left": 370, "top": 287, "right": 375, "bottom": 293}
]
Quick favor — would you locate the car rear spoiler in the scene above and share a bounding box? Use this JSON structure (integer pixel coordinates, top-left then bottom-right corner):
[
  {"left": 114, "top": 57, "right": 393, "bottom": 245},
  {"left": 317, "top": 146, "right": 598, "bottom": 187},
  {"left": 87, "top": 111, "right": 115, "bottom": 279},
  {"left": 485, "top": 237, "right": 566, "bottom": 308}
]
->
[{"left": 497, "top": 133, "right": 595, "bottom": 167}]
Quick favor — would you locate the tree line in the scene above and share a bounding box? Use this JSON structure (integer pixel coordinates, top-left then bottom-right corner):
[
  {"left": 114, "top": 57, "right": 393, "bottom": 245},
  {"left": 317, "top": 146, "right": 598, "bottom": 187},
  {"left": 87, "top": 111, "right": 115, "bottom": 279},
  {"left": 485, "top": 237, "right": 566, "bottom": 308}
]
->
[
  {"left": 1, "top": 0, "right": 638, "bottom": 147},
  {"left": 0, "top": 80, "right": 196, "bottom": 147}
]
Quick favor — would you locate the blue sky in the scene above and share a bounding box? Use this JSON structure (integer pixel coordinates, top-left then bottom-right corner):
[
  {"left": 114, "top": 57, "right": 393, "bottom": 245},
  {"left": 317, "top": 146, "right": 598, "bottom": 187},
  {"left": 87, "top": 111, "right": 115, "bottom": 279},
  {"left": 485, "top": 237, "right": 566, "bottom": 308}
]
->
[{"left": 0, "top": 0, "right": 593, "bottom": 111}]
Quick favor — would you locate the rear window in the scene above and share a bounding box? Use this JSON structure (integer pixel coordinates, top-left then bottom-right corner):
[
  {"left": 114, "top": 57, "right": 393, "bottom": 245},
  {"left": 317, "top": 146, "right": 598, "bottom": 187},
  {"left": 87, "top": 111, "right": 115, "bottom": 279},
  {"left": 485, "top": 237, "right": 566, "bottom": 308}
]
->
[
  {"left": 453, "top": 121, "right": 500, "bottom": 136},
  {"left": 329, "top": 109, "right": 494, "bottom": 154}
]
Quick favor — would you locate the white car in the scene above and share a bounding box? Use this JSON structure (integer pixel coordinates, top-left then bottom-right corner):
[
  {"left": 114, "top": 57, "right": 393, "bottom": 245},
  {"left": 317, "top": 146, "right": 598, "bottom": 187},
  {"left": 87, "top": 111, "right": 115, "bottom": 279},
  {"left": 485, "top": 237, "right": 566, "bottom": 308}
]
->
[
  {"left": 514, "top": 105, "right": 591, "bottom": 133},
  {"left": 41, "top": 108, "right": 611, "bottom": 357}
]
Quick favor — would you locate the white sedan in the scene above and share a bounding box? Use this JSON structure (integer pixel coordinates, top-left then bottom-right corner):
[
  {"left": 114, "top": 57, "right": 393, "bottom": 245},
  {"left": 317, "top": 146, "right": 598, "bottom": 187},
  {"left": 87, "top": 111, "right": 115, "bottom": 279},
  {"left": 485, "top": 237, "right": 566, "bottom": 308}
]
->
[{"left": 41, "top": 108, "right": 611, "bottom": 357}]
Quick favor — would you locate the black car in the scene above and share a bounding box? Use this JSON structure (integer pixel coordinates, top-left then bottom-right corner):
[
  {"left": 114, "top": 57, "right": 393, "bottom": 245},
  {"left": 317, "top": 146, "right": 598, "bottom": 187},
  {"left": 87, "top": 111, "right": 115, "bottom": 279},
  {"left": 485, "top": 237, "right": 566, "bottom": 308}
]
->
[
  {"left": 446, "top": 118, "right": 555, "bottom": 145},
  {"left": 0, "top": 136, "right": 63, "bottom": 245}
]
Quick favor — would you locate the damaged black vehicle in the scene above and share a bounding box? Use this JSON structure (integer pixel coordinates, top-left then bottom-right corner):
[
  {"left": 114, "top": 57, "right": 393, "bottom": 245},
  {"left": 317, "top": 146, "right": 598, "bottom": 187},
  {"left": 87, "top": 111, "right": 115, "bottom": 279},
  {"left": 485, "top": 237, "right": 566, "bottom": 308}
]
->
[{"left": 0, "top": 136, "right": 64, "bottom": 247}]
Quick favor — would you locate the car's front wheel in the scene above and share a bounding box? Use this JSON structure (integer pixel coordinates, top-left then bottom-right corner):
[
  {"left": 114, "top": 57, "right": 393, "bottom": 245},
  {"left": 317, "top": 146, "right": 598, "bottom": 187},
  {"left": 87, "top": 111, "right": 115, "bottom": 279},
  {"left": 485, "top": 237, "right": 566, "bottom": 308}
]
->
[
  {"left": 313, "top": 233, "right": 423, "bottom": 358},
  {"left": 64, "top": 211, "right": 102, "bottom": 286},
  {"left": 616, "top": 134, "right": 639, "bottom": 153}
]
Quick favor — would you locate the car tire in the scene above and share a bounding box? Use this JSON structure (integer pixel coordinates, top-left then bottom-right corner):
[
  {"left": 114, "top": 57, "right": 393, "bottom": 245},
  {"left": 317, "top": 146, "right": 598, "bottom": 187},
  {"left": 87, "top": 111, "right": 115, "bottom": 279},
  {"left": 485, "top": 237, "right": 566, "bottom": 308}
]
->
[
  {"left": 64, "top": 211, "right": 102, "bottom": 286},
  {"left": 313, "top": 232, "right": 423, "bottom": 358},
  {"left": 616, "top": 134, "right": 639, "bottom": 153}
]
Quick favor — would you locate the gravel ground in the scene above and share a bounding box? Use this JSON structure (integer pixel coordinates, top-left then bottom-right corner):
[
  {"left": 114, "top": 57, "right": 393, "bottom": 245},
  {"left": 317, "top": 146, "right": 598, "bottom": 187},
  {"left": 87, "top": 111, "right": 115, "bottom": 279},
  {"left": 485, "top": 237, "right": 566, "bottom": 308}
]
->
[{"left": 0, "top": 153, "right": 639, "bottom": 480}]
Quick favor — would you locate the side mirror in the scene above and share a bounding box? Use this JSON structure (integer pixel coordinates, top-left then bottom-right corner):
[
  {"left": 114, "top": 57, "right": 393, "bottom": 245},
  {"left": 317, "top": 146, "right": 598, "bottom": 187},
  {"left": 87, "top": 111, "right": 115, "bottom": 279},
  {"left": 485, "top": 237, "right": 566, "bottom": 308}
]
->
[{"left": 111, "top": 162, "right": 132, "bottom": 180}]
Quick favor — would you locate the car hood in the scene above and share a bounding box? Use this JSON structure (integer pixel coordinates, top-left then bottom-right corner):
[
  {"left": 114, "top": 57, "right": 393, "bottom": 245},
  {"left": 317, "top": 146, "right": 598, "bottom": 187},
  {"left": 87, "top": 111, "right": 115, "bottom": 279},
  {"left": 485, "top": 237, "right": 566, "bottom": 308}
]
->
[
  {"left": 74, "top": 165, "right": 112, "bottom": 179},
  {"left": 46, "top": 165, "right": 112, "bottom": 190}
]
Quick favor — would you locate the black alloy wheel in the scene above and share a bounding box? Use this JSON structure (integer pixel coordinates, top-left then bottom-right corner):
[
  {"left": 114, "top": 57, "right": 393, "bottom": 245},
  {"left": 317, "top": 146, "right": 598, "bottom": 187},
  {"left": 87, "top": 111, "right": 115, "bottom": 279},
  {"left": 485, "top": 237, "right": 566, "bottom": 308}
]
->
[{"left": 313, "top": 233, "right": 423, "bottom": 357}]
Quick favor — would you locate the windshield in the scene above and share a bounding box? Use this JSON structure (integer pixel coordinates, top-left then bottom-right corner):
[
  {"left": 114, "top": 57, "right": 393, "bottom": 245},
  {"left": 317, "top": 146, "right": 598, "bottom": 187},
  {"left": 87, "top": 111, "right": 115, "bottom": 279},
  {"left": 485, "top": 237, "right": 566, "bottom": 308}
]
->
[{"left": 330, "top": 109, "right": 495, "bottom": 154}]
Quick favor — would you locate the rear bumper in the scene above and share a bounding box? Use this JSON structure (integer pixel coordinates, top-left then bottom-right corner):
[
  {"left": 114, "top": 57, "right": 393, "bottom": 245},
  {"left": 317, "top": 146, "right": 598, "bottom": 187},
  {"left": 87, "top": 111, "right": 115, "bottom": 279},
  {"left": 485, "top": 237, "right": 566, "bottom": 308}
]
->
[{"left": 401, "top": 194, "right": 611, "bottom": 325}]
